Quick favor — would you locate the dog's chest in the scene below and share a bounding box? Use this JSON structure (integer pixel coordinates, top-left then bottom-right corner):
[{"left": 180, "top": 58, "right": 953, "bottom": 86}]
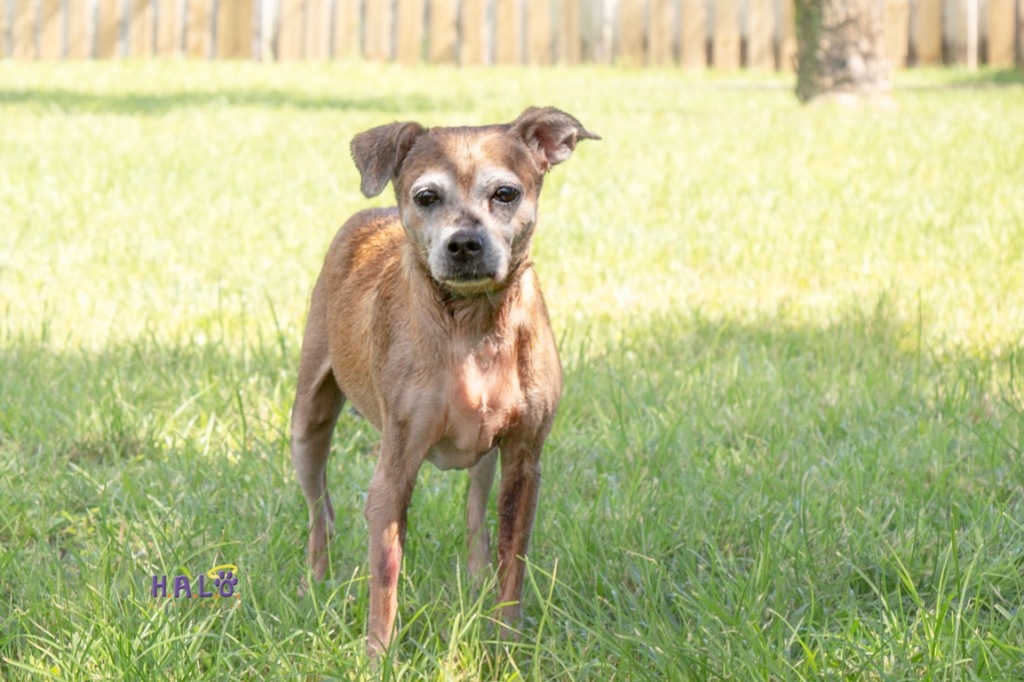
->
[{"left": 428, "top": 340, "right": 522, "bottom": 469}]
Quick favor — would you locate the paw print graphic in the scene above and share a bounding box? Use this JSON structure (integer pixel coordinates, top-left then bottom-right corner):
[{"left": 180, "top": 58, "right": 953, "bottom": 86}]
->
[{"left": 214, "top": 570, "right": 239, "bottom": 598}]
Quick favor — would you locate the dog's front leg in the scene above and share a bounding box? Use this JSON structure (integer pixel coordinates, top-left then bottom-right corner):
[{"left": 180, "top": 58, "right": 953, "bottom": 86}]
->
[
  {"left": 495, "top": 439, "right": 543, "bottom": 635},
  {"left": 466, "top": 448, "right": 498, "bottom": 578},
  {"left": 364, "top": 435, "right": 421, "bottom": 658}
]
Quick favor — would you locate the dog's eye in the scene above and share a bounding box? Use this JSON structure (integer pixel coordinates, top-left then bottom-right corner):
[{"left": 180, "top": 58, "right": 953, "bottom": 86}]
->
[
  {"left": 492, "top": 186, "right": 520, "bottom": 204},
  {"left": 414, "top": 189, "right": 440, "bottom": 207}
]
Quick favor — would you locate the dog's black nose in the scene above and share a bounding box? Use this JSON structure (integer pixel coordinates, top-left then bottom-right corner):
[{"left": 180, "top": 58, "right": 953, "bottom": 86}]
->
[{"left": 446, "top": 230, "right": 484, "bottom": 263}]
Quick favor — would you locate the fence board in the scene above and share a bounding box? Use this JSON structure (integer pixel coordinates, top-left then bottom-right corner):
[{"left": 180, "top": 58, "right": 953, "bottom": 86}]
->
[
  {"left": 459, "top": 0, "right": 487, "bottom": 64},
  {"left": 987, "top": 0, "right": 1014, "bottom": 65},
  {"left": 557, "top": 0, "right": 581, "bottom": 63},
  {"left": 679, "top": 0, "right": 706, "bottom": 68},
  {"left": 713, "top": 0, "right": 740, "bottom": 68},
  {"left": 966, "top": 0, "right": 978, "bottom": 70},
  {"left": 365, "top": 0, "right": 392, "bottom": 60},
  {"left": 39, "top": 0, "right": 63, "bottom": 59},
  {"left": 913, "top": 0, "right": 942, "bottom": 64},
  {"left": 944, "top": 0, "right": 967, "bottom": 63},
  {"left": 12, "top": 0, "right": 35, "bottom": 59},
  {"left": 648, "top": 0, "right": 675, "bottom": 65},
  {"left": 303, "top": 0, "right": 329, "bottom": 60},
  {"left": 779, "top": 0, "right": 796, "bottom": 69},
  {"left": 154, "top": 0, "right": 180, "bottom": 55},
  {"left": 129, "top": 0, "right": 154, "bottom": 57},
  {"left": 96, "top": 0, "right": 120, "bottom": 58},
  {"left": 67, "top": 0, "right": 91, "bottom": 57},
  {"left": 217, "top": 0, "right": 253, "bottom": 58},
  {"left": 884, "top": 0, "right": 909, "bottom": 67},
  {"left": 747, "top": 0, "right": 773, "bottom": 69},
  {"left": 526, "top": 0, "right": 552, "bottom": 64},
  {"left": 579, "top": 0, "right": 605, "bottom": 62},
  {"left": 494, "top": 0, "right": 522, "bottom": 64},
  {"left": 1020, "top": 0, "right": 1024, "bottom": 66},
  {"left": 428, "top": 0, "right": 457, "bottom": 62},
  {"left": 278, "top": 0, "right": 305, "bottom": 60},
  {"left": 0, "top": 0, "right": 6, "bottom": 57},
  {"left": 618, "top": 0, "right": 645, "bottom": 65},
  {"left": 396, "top": 0, "right": 424, "bottom": 64},
  {"left": 186, "top": 0, "right": 212, "bottom": 58},
  {"left": 332, "top": 0, "right": 359, "bottom": 57}
]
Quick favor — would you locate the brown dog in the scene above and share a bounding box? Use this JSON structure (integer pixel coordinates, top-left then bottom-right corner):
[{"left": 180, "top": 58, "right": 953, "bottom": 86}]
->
[{"left": 290, "top": 107, "right": 598, "bottom": 656}]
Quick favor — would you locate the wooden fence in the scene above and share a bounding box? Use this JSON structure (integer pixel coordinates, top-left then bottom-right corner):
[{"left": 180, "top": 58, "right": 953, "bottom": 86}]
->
[{"left": 2, "top": 0, "right": 1022, "bottom": 69}]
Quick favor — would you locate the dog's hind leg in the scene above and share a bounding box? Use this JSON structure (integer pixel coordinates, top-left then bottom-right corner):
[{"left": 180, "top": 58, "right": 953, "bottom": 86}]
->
[
  {"left": 496, "top": 437, "right": 544, "bottom": 635},
  {"left": 291, "top": 318, "right": 344, "bottom": 588}
]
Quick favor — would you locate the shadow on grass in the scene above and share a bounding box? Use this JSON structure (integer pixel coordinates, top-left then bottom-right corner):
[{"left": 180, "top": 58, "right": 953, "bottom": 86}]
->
[
  {"left": 548, "top": 300, "right": 1023, "bottom": 677},
  {"left": 1, "top": 297, "right": 1022, "bottom": 678},
  {"left": 0, "top": 335, "right": 280, "bottom": 461},
  {"left": 948, "top": 67, "right": 1024, "bottom": 86},
  {"left": 898, "top": 67, "right": 1024, "bottom": 89},
  {"left": 0, "top": 87, "right": 464, "bottom": 115}
]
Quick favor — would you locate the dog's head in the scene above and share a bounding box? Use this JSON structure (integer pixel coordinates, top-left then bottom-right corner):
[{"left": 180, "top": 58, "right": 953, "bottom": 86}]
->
[{"left": 350, "top": 107, "right": 599, "bottom": 296}]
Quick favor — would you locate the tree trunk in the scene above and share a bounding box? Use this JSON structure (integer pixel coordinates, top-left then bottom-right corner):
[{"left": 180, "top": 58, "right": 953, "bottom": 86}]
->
[{"left": 794, "top": 0, "right": 891, "bottom": 103}]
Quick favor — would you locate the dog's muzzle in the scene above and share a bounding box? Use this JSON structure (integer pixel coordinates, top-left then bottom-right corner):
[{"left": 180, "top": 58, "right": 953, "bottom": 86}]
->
[
  {"left": 446, "top": 229, "right": 485, "bottom": 266},
  {"left": 437, "top": 229, "right": 503, "bottom": 293}
]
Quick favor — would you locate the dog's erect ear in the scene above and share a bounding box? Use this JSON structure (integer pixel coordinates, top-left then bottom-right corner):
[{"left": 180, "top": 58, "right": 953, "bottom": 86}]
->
[
  {"left": 509, "top": 107, "right": 600, "bottom": 172},
  {"left": 350, "top": 121, "right": 427, "bottom": 198}
]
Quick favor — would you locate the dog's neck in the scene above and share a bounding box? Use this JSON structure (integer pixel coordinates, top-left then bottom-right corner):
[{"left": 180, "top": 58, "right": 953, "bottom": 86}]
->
[
  {"left": 404, "top": 248, "right": 534, "bottom": 343},
  {"left": 442, "top": 283, "right": 515, "bottom": 339}
]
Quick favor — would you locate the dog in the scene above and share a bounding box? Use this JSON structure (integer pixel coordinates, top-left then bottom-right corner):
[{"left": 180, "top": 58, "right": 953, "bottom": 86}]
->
[{"left": 290, "top": 107, "right": 598, "bottom": 656}]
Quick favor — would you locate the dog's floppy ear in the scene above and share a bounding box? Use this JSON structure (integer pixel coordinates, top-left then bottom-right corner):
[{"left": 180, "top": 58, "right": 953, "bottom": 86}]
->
[
  {"left": 509, "top": 107, "right": 600, "bottom": 172},
  {"left": 350, "top": 121, "right": 427, "bottom": 198}
]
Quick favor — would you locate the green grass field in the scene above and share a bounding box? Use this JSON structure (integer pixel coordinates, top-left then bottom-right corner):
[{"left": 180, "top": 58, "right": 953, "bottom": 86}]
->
[{"left": 1, "top": 60, "right": 1023, "bottom": 680}]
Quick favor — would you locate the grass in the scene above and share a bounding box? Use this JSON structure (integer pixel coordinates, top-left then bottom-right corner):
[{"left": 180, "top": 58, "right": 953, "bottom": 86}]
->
[{"left": 1, "top": 59, "right": 1023, "bottom": 679}]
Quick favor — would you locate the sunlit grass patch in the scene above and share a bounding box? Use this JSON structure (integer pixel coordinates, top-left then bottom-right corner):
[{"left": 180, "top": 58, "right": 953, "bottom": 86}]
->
[{"left": 1, "top": 61, "right": 1023, "bottom": 679}]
